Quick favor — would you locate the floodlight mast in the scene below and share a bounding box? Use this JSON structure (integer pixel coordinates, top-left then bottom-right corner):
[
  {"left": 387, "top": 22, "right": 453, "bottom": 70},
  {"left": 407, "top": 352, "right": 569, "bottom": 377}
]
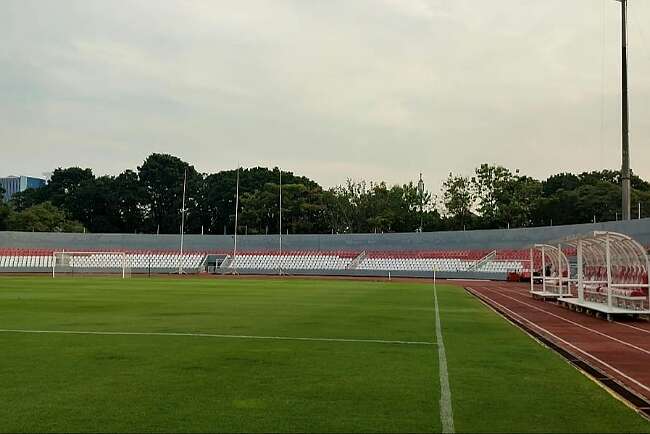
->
[
  {"left": 279, "top": 169, "right": 283, "bottom": 255},
  {"left": 619, "top": 0, "right": 631, "bottom": 220},
  {"left": 418, "top": 173, "right": 424, "bottom": 232},
  {"left": 179, "top": 168, "right": 187, "bottom": 274},
  {"left": 233, "top": 168, "right": 240, "bottom": 265}
]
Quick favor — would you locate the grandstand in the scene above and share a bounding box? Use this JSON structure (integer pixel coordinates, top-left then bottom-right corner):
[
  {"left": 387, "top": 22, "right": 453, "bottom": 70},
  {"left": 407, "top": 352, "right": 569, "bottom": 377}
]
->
[
  {"left": 0, "top": 249, "right": 207, "bottom": 274},
  {"left": 0, "top": 247, "right": 526, "bottom": 278},
  {"left": 1, "top": 219, "right": 648, "bottom": 280},
  {"left": 229, "top": 251, "right": 356, "bottom": 271}
]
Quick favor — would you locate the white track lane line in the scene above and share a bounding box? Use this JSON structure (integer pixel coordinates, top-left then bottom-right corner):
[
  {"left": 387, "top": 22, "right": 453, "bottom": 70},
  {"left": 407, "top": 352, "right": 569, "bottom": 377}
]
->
[
  {"left": 467, "top": 288, "right": 650, "bottom": 395},
  {"left": 494, "top": 285, "right": 650, "bottom": 337},
  {"left": 478, "top": 286, "right": 650, "bottom": 356},
  {"left": 613, "top": 322, "right": 650, "bottom": 335},
  {"left": 0, "top": 329, "right": 436, "bottom": 346},
  {"left": 433, "top": 282, "right": 455, "bottom": 433}
]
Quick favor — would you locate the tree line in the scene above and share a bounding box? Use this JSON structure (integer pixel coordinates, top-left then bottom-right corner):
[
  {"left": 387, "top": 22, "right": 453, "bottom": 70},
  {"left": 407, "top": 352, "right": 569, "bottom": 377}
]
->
[{"left": 0, "top": 153, "right": 648, "bottom": 234}]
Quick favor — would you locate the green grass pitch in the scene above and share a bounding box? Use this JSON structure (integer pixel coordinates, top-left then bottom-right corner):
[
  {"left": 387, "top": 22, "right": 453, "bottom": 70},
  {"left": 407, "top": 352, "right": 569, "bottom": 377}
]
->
[{"left": 0, "top": 276, "right": 648, "bottom": 433}]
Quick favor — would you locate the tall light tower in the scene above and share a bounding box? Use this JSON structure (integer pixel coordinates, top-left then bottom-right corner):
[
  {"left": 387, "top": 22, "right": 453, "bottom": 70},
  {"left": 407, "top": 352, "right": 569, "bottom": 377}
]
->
[
  {"left": 178, "top": 168, "right": 187, "bottom": 274},
  {"left": 279, "top": 169, "right": 282, "bottom": 255},
  {"left": 417, "top": 173, "right": 425, "bottom": 232},
  {"left": 233, "top": 167, "right": 240, "bottom": 265},
  {"left": 618, "top": 0, "right": 631, "bottom": 220}
]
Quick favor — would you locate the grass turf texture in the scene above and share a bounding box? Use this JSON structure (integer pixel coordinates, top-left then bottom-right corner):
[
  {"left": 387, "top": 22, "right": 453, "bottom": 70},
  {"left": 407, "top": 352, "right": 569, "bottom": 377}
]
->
[{"left": 0, "top": 277, "right": 647, "bottom": 433}]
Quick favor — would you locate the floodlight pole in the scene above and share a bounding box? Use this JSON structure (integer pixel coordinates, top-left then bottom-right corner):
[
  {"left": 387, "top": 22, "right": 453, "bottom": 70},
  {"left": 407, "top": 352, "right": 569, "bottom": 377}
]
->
[
  {"left": 418, "top": 173, "right": 424, "bottom": 232},
  {"left": 619, "top": 0, "right": 631, "bottom": 220},
  {"left": 279, "top": 169, "right": 283, "bottom": 255},
  {"left": 179, "top": 168, "right": 187, "bottom": 274},
  {"left": 233, "top": 168, "right": 240, "bottom": 265}
]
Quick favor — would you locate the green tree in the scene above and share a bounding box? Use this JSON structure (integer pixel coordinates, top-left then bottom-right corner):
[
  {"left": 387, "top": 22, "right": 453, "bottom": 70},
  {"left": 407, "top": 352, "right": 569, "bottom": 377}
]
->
[
  {"left": 198, "top": 167, "right": 321, "bottom": 235},
  {"left": 239, "top": 180, "right": 330, "bottom": 235},
  {"left": 113, "top": 170, "right": 147, "bottom": 233},
  {"left": 138, "top": 154, "right": 201, "bottom": 234},
  {"left": 4, "top": 155, "right": 649, "bottom": 235},
  {"left": 0, "top": 184, "right": 8, "bottom": 230},
  {"left": 324, "top": 178, "right": 438, "bottom": 234},
  {"left": 442, "top": 174, "right": 475, "bottom": 230},
  {"left": 7, "top": 202, "right": 84, "bottom": 232},
  {"left": 542, "top": 173, "right": 580, "bottom": 197},
  {"left": 534, "top": 180, "right": 620, "bottom": 226},
  {"left": 9, "top": 187, "right": 50, "bottom": 211},
  {"left": 47, "top": 167, "right": 95, "bottom": 215},
  {"left": 0, "top": 202, "right": 10, "bottom": 231},
  {"left": 322, "top": 183, "right": 357, "bottom": 234},
  {"left": 493, "top": 176, "right": 543, "bottom": 228},
  {"left": 631, "top": 190, "right": 650, "bottom": 219},
  {"left": 574, "top": 182, "right": 620, "bottom": 223},
  {"left": 471, "top": 164, "right": 514, "bottom": 226}
]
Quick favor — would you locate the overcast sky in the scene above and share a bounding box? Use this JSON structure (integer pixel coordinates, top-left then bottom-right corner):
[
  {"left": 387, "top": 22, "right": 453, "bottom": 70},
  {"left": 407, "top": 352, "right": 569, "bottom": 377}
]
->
[{"left": 1, "top": 0, "right": 649, "bottom": 191}]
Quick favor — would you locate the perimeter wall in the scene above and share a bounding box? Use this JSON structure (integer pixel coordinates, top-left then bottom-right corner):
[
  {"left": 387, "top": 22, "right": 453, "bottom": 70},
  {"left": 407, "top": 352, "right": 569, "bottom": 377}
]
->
[{"left": 1, "top": 219, "right": 649, "bottom": 252}]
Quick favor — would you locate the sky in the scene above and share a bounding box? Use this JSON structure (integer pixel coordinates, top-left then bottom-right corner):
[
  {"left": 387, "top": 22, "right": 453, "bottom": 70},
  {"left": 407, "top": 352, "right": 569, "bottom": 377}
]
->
[{"left": 1, "top": 0, "right": 649, "bottom": 192}]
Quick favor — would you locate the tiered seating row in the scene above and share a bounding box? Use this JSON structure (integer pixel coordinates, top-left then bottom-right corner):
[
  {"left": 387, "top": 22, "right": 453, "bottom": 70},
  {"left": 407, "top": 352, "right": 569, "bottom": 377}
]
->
[
  {"left": 357, "top": 258, "right": 524, "bottom": 273},
  {"left": 0, "top": 248, "right": 532, "bottom": 275},
  {"left": 0, "top": 255, "right": 54, "bottom": 268},
  {"left": 476, "top": 261, "right": 525, "bottom": 273},
  {"left": 358, "top": 258, "right": 473, "bottom": 272},
  {"left": 63, "top": 253, "right": 205, "bottom": 269},
  {"left": 365, "top": 250, "right": 489, "bottom": 260},
  {"left": 222, "top": 250, "right": 526, "bottom": 274},
  {"left": 0, "top": 250, "right": 207, "bottom": 271},
  {"left": 228, "top": 252, "right": 352, "bottom": 270},
  {"left": 233, "top": 250, "right": 358, "bottom": 258}
]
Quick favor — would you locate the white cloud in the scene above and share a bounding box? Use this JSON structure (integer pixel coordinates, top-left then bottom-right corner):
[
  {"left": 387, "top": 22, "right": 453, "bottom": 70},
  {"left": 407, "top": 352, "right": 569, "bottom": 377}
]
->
[{"left": 0, "top": 0, "right": 648, "bottom": 192}]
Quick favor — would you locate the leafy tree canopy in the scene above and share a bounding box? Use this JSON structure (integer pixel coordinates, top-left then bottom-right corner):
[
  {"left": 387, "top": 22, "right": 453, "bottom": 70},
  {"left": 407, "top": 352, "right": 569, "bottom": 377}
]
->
[{"left": 2, "top": 154, "right": 648, "bottom": 234}]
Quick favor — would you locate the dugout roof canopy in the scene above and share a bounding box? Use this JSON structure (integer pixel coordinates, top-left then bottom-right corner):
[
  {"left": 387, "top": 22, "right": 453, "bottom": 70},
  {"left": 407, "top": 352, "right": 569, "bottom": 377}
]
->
[{"left": 550, "top": 231, "right": 649, "bottom": 271}]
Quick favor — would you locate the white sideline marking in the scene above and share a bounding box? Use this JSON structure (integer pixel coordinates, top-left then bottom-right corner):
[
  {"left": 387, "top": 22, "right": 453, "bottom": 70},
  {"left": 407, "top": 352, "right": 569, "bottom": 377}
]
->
[
  {"left": 467, "top": 288, "right": 650, "bottom": 395},
  {"left": 483, "top": 287, "right": 650, "bottom": 356},
  {"left": 433, "top": 281, "right": 455, "bottom": 433},
  {"left": 0, "top": 329, "right": 436, "bottom": 346}
]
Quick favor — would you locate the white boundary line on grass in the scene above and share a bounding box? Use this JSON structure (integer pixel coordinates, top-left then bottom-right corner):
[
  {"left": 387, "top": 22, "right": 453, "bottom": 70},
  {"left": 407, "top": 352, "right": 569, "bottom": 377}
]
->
[
  {"left": 0, "top": 329, "right": 436, "bottom": 346},
  {"left": 433, "top": 274, "right": 455, "bottom": 433}
]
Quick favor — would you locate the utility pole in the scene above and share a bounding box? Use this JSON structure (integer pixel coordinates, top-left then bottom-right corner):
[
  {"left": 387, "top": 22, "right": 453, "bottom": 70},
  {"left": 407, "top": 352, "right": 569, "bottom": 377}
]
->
[{"left": 619, "top": 0, "right": 631, "bottom": 220}]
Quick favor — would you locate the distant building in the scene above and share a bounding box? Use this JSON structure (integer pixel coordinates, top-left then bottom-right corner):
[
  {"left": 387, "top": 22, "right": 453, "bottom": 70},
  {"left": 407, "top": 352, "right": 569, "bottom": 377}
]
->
[{"left": 0, "top": 176, "right": 46, "bottom": 201}]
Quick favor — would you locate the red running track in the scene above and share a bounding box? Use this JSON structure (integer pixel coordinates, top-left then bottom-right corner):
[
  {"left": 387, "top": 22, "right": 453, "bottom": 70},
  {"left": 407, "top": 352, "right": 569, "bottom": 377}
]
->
[{"left": 461, "top": 281, "right": 650, "bottom": 410}]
